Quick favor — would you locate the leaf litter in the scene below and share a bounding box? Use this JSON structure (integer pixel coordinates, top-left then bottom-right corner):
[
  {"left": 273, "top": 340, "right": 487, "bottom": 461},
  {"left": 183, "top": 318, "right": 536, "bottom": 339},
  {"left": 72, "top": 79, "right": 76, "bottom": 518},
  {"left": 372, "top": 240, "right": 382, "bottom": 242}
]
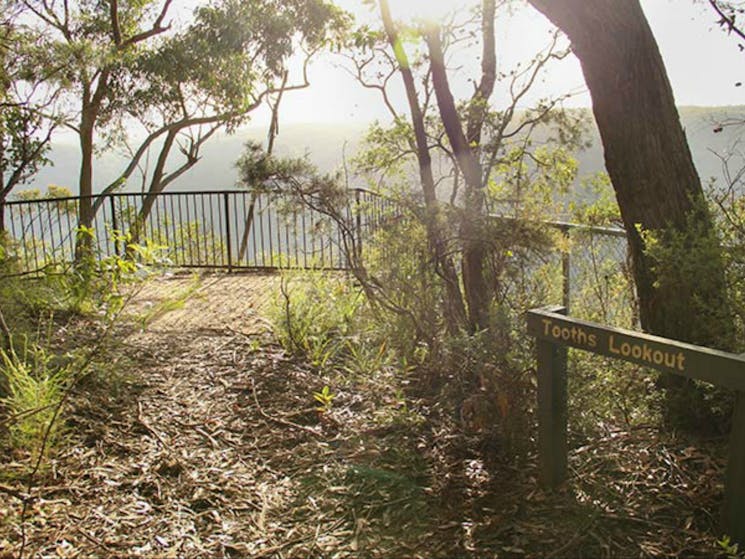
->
[{"left": 0, "top": 274, "right": 732, "bottom": 558}]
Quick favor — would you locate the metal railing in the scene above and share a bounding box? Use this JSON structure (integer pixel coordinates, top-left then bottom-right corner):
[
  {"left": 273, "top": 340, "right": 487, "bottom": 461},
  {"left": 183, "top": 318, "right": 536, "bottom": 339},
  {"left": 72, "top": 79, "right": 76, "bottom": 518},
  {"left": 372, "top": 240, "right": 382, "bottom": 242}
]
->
[
  {"left": 2, "top": 188, "right": 632, "bottom": 322},
  {"left": 1, "top": 188, "right": 396, "bottom": 272}
]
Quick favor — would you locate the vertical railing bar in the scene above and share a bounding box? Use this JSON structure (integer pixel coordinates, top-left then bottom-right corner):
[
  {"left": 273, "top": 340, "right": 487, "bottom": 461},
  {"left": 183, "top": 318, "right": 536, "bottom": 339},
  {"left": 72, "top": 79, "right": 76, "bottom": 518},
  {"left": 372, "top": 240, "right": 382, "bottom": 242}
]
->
[
  {"left": 178, "top": 195, "right": 187, "bottom": 266},
  {"left": 284, "top": 210, "right": 290, "bottom": 269},
  {"left": 208, "top": 193, "right": 217, "bottom": 266},
  {"left": 184, "top": 193, "right": 194, "bottom": 266},
  {"left": 153, "top": 194, "right": 163, "bottom": 250},
  {"left": 336, "top": 206, "right": 343, "bottom": 268},
  {"left": 146, "top": 194, "right": 157, "bottom": 252},
  {"left": 93, "top": 198, "right": 104, "bottom": 259},
  {"left": 46, "top": 201, "right": 56, "bottom": 264},
  {"left": 33, "top": 203, "right": 44, "bottom": 270},
  {"left": 192, "top": 194, "right": 202, "bottom": 265},
  {"left": 301, "top": 206, "right": 308, "bottom": 269},
  {"left": 215, "top": 192, "right": 225, "bottom": 266},
  {"left": 241, "top": 191, "right": 251, "bottom": 267},
  {"left": 258, "top": 194, "right": 266, "bottom": 267},
  {"left": 109, "top": 195, "right": 119, "bottom": 257},
  {"left": 232, "top": 192, "right": 240, "bottom": 268},
  {"left": 274, "top": 200, "right": 283, "bottom": 268},
  {"left": 8, "top": 204, "right": 17, "bottom": 242},
  {"left": 18, "top": 203, "right": 29, "bottom": 270},
  {"left": 43, "top": 201, "right": 51, "bottom": 265},
  {"left": 267, "top": 196, "right": 274, "bottom": 268},
  {"left": 64, "top": 203, "right": 75, "bottom": 263},
  {"left": 318, "top": 210, "right": 325, "bottom": 268},
  {"left": 355, "top": 189, "right": 362, "bottom": 264},
  {"left": 55, "top": 202, "right": 67, "bottom": 262},
  {"left": 192, "top": 194, "right": 200, "bottom": 265},
  {"left": 293, "top": 210, "right": 299, "bottom": 268},
  {"left": 224, "top": 191, "right": 233, "bottom": 272},
  {"left": 249, "top": 193, "right": 258, "bottom": 267},
  {"left": 200, "top": 193, "right": 208, "bottom": 266},
  {"left": 168, "top": 194, "right": 178, "bottom": 265}
]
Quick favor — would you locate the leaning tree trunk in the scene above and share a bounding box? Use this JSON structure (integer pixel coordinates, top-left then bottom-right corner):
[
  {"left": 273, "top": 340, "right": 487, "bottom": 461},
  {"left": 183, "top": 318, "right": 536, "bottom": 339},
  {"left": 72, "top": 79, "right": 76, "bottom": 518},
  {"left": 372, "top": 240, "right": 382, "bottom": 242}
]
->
[
  {"left": 425, "top": 26, "right": 491, "bottom": 332},
  {"left": 379, "top": 0, "right": 468, "bottom": 333},
  {"left": 528, "top": 0, "right": 734, "bottom": 426}
]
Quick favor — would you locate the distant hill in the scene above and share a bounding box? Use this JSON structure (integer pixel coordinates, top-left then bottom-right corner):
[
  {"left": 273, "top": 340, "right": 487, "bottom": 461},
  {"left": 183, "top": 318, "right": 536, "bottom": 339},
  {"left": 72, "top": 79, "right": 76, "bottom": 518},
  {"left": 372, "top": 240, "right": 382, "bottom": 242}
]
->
[{"left": 21, "top": 106, "right": 745, "bottom": 197}]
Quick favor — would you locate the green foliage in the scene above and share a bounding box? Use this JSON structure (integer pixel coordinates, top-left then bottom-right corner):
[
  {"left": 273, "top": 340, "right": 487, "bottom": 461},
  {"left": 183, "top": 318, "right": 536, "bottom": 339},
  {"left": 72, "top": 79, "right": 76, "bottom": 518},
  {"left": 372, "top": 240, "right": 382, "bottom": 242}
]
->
[
  {"left": 718, "top": 535, "right": 744, "bottom": 559},
  {"left": 488, "top": 145, "right": 579, "bottom": 216},
  {"left": 128, "top": 0, "right": 349, "bottom": 129},
  {"left": 312, "top": 385, "right": 335, "bottom": 413},
  {"left": 362, "top": 216, "right": 444, "bottom": 355},
  {"left": 568, "top": 354, "right": 661, "bottom": 435},
  {"left": 1, "top": 341, "right": 71, "bottom": 460},
  {"left": 569, "top": 172, "right": 621, "bottom": 227},
  {"left": 68, "top": 227, "right": 167, "bottom": 318},
  {"left": 270, "top": 271, "right": 364, "bottom": 369},
  {"left": 711, "top": 183, "right": 745, "bottom": 351},
  {"left": 0, "top": 226, "right": 161, "bottom": 473},
  {"left": 640, "top": 202, "right": 734, "bottom": 350}
]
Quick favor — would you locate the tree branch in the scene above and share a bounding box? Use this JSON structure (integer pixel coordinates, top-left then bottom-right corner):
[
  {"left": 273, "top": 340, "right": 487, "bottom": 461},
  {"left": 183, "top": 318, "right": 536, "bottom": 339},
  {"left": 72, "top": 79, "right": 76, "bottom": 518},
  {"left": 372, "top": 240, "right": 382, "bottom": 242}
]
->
[
  {"left": 118, "top": 0, "right": 174, "bottom": 50},
  {"left": 110, "top": 0, "right": 122, "bottom": 46},
  {"left": 709, "top": 0, "right": 745, "bottom": 43}
]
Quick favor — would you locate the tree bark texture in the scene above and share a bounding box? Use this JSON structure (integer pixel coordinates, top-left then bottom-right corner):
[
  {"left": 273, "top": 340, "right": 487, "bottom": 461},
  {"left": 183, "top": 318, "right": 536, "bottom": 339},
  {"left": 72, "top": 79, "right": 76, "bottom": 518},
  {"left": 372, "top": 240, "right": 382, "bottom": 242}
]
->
[
  {"left": 424, "top": 0, "right": 496, "bottom": 332},
  {"left": 425, "top": 27, "right": 489, "bottom": 332},
  {"left": 379, "top": 0, "right": 468, "bottom": 332},
  {"left": 528, "top": 0, "right": 733, "bottom": 351},
  {"left": 75, "top": 107, "right": 96, "bottom": 262}
]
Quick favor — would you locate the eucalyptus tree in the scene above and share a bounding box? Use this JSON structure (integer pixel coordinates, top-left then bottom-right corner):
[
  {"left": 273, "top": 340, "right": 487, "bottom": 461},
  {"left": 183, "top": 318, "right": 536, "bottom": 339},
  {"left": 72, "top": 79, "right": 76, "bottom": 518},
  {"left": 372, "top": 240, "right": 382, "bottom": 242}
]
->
[
  {"left": 0, "top": 5, "right": 60, "bottom": 232},
  {"left": 350, "top": 0, "right": 585, "bottom": 333},
  {"left": 96, "top": 0, "right": 348, "bottom": 245},
  {"left": 527, "top": 0, "right": 735, "bottom": 427},
  {"left": 8, "top": 0, "right": 347, "bottom": 257}
]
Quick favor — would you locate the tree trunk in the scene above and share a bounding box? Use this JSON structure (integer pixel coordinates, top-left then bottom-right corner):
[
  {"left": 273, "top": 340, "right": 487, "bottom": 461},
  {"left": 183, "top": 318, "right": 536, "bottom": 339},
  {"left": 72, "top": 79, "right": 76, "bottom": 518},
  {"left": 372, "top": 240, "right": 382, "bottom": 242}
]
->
[
  {"left": 425, "top": 26, "right": 490, "bottom": 332},
  {"left": 528, "top": 0, "right": 734, "bottom": 426},
  {"left": 422, "top": 0, "right": 497, "bottom": 333},
  {"left": 528, "top": 0, "right": 732, "bottom": 348},
  {"left": 379, "top": 0, "right": 468, "bottom": 333},
  {"left": 127, "top": 129, "right": 178, "bottom": 251},
  {"left": 75, "top": 109, "right": 96, "bottom": 262}
]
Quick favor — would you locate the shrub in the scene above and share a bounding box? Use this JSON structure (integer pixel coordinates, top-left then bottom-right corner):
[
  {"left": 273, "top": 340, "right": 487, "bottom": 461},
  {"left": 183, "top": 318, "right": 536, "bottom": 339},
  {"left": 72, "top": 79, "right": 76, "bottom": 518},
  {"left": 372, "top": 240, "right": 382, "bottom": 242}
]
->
[{"left": 269, "top": 270, "right": 365, "bottom": 369}]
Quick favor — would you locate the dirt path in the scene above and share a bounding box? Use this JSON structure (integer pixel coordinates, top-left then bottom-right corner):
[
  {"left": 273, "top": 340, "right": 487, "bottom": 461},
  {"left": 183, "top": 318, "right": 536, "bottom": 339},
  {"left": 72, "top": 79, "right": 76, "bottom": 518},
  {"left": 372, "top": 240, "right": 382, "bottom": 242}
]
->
[
  {"left": 3, "top": 273, "right": 451, "bottom": 558},
  {"left": 0, "top": 273, "right": 729, "bottom": 559}
]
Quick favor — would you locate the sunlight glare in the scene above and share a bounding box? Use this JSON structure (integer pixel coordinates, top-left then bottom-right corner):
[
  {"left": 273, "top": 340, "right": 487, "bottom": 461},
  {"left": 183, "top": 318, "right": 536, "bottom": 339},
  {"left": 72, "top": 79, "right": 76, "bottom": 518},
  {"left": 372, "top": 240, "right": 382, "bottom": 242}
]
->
[{"left": 389, "top": 0, "right": 464, "bottom": 26}]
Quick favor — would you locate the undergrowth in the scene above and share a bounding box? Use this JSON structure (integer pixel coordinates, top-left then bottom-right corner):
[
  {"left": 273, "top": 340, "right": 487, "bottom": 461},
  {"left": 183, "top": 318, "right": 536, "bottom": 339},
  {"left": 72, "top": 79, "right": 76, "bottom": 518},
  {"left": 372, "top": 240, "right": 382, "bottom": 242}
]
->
[
  {"left": 1, "top": 343, "right": 71, "bottom": 460},
  {"left": 0, "top": 228, "right": 169, "bottom": 475}
]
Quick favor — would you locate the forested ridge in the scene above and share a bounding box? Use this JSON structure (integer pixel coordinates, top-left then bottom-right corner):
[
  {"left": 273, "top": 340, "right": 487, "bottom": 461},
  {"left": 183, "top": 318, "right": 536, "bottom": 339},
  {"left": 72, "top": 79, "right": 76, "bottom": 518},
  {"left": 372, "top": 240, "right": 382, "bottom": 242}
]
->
[{"left": 20, "top": 106, "right": 745, "bottom": 196}]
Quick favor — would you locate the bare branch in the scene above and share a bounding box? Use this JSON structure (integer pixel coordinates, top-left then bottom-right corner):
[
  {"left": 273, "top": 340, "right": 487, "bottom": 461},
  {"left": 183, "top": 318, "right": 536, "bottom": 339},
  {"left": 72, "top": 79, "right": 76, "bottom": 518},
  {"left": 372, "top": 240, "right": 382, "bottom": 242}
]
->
[{"left": 709, "top": 0, "right": 745, "bottom": 43}]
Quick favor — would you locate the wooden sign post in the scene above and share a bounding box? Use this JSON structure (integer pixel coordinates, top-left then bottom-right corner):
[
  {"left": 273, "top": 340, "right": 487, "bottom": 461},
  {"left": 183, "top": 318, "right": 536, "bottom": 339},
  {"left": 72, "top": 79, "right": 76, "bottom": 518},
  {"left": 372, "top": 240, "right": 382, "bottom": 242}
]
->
[{"left": 527, "top": 305, "right": 745, "bottom": 544}]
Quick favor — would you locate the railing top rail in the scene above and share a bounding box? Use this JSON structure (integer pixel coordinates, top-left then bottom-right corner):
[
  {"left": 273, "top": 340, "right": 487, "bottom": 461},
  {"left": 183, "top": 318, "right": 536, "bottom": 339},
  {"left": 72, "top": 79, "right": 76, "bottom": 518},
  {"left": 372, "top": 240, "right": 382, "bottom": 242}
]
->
[
  {"left": 3, "top": 187, "right": 627, "bottom": 239},
  {"left": 2, "top": 187, "right": 383, "bottom": 207},
  {"left": 489, "top": 213, "right": 626, "bottom": 238}
]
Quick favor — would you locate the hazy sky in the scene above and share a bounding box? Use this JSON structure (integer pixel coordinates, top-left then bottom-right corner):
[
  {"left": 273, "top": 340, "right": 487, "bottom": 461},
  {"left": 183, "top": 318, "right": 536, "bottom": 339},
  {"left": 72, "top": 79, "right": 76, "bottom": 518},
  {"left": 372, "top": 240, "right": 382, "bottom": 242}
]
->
[{"left": 247, "top": 0, "right": 745, "bottom": 127}]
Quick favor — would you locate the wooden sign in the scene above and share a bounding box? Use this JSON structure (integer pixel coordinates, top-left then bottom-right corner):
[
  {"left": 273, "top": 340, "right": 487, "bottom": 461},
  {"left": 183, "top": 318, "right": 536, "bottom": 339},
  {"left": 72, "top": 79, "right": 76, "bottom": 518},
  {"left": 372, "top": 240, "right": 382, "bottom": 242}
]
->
[
  {"left": 527, "top": 305, "right": 745, "bottom": 544},
  {"left": 528, "top": 306, "right": 745, "bottom": 391}
]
